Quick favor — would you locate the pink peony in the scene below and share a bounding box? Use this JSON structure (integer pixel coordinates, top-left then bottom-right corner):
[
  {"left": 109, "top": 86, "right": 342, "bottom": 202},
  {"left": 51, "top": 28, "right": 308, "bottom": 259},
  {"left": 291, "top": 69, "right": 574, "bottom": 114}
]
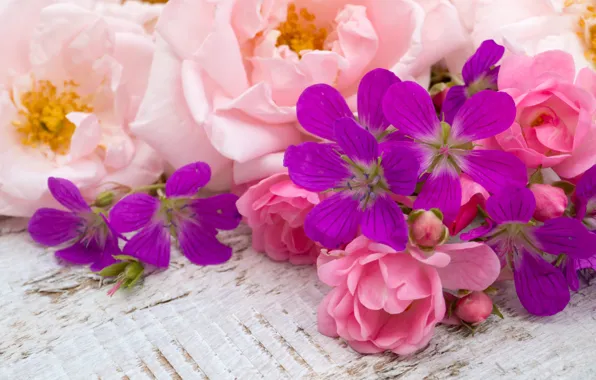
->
[
  {"left": 236, "top": 173, "right": 321, "bottom": 265},
  {"left": 317, "top": 236, "right": 500, "bottom": 355},
  {"left": 479, "top": 50, "right": 596, "bottom": 179},
  {"left": 529, "top": 183, "right": 568, "bottom": 221},
  {"left": 0, "top": 0, "right": 163, "bottom": 216}
]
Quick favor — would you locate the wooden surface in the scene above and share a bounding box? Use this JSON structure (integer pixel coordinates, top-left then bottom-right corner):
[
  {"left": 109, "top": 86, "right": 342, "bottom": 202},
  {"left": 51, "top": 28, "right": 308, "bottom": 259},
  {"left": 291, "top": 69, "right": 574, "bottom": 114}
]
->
[{"left": 1, "top": 224, "right": 596, "bottom": 380}]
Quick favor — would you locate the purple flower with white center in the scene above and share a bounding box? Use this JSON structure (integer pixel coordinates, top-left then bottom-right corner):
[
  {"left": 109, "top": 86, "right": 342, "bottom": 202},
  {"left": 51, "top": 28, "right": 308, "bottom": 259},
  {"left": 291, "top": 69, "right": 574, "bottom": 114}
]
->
[
  {"left": 442, "top": 40, "right": 505, "bottom": 124},
  {"left": 464, "top": 186, "right": 595, "bottom": 316},
  {"left": 28, "top": 178, "right": 120, "bottom": 271},
  {"left": 297, "top": 68, "right": 405, "bottom": 145},
  {"left": 109, "top": 162, "right": 241, "bottom": 268},
  {"left": 283, "top": 117, "right": 420, "bottom": 251},
  {"left": 382, "top": 80, "right": 528, "bottom": 223}
]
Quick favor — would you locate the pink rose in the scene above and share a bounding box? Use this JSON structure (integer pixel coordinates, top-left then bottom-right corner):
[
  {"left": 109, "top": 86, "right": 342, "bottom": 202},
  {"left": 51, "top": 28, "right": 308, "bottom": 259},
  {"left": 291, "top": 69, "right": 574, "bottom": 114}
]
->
[
  {"left": 236, "top": 173, "right": 321, "bottom": 265},
  {"left": 131, "top": 0, "right": 440, "bottom": 190},
  {"left": 480, "top": 50, "right": 596, "bottom": 179},
  {"left": 529, "top": 183, "right": 568, "bottom": 221},
  {"left": 94, "top": 0, "right": 164, "bottom": 34},
  {"left": 0, "top": 1, "right": 163, "bottom": 216},
  {"left": 450, "top": 175, "right": 489, "bottom": 235},
  {"left": 317, "top": 236, "right": 500, "bottom": 355}
]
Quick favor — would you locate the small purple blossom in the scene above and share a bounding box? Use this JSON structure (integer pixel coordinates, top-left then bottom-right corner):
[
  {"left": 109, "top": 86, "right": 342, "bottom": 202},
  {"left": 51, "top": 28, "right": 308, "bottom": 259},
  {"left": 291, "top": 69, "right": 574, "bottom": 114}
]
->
[
  {"left": 575, "top": 164, "right": 596, "bottom": 221},
  {"left": 28, "top": 177, "right": 120, "bottom": 271},
  {"left": 382, "top": 80, "right": 527, "bottom": 223},
  {"left": 109, "top": 162, "right": 241, "bottom": 268},
  {"left": 442, "top": 40, "right": 505, "bottom": 123},
  {"left": 463, "top": 187, "right": 595, "bottom": 316},
  {"left": 284, "top": 118, "right": 419, "bottom": 251}
]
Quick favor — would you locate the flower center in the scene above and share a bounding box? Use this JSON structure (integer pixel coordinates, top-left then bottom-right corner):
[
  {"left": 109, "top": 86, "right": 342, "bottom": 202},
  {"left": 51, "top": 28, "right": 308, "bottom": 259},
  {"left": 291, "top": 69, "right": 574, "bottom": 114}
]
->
[
  {"left": 339, "top": 157, "right": 388, "bottom": 209},
  {"left": 466, "top": 75, "right": 497, "bottom": 97},
  {"left": 574, "top": 3, "right": 596, "bottom": 66},
  {"left": 13, "top": 80, "right": 93, "bottom": 154},
  {"left": 276, "top": 4, "right": 328, "bottom": 56}
]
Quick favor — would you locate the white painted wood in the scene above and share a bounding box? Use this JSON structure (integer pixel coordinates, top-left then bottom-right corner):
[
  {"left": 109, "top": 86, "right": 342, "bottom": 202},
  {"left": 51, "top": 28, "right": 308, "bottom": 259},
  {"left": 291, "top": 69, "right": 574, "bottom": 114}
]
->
[{"left": 1, "top": 226, "right": 595, "bottom": 379}]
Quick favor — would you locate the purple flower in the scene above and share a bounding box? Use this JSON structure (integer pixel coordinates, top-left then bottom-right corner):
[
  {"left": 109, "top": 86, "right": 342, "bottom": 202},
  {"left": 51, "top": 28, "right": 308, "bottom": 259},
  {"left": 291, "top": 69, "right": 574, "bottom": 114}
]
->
[
  {"left": 464, "top": 187, "right": 595, "bottom": 316},
  {"left": 297, "top": 68, "right": 404, "bottom": 144},
  {"left": 442, "top": 40, "right": 505, "bottom": 123},
  {"left": 109, "top": 162, "right": 241, "bottom": 268},
  {"left": 382, "top": 80, "right": 527, "bottom": 223},
  {"left": 283, "top": 118, "right": 419, "bottom": 251},
  {"left": 28, "top": 178, "right": 120, "bottom": 271},
  {"left": 575, "top": 164, "right": 596, "bottom": 221}
]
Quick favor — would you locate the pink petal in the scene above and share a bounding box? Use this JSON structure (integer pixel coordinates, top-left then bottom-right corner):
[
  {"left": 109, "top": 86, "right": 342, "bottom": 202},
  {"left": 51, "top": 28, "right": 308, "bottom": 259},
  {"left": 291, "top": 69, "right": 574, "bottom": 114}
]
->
[
  {"left": 67, "top": 113, "right": 101, "bottom": 161},
  {"left": 435, "top": 242, "right": 501, "bottom": 291}
]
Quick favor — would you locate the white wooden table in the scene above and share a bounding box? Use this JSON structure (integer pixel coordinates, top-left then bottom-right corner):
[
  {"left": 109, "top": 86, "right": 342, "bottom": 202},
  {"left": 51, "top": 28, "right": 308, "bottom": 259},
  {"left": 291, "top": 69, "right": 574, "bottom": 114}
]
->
[{"left": 1, "top": 223, "right": 596, "bottom": 379}]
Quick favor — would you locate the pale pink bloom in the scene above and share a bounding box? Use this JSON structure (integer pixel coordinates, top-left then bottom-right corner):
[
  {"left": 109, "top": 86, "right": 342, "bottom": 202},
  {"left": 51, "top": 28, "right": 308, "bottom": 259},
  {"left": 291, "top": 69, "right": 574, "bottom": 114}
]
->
[
  {"left": 0, "top": 1, "right": 163, "bottom": 216},
  {"left": 131, "top": 0, "right": 442, "bottom": 190},
  {"left": 93, "top": 0, "right": 164, "bottom": 34},
  {"left": 236, "top": 173, "right": 321, "bottom": 265},
  {"left": 529, "top": 183, "right": 568, "bottom": 221},
  {"left": 479, "top": 50, "right": 596, "bottom": 179},
  {"left": 317, "top": 236, "right": 500, "bottom": 355},
  {"left": 454, "top": 291, "right": 493, "bottom": 324}
]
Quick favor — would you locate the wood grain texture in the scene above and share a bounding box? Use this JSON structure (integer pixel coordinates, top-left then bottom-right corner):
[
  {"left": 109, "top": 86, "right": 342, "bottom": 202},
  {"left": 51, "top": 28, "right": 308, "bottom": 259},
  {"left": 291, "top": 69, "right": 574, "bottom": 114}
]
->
[{"left": 1, "top": 226, "right": 595, "bottom": 379}]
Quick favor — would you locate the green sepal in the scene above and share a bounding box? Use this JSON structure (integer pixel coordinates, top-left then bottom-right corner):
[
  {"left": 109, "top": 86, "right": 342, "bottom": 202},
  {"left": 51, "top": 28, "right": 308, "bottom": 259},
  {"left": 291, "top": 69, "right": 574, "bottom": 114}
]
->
[
  {"left": 491, "top": 304, "right": 504, "bottom": 319},
  {"left": 429, "top": 208, "right": 444, "bottom": 221},
  {"left": 552, "top": 181, "right": 575, "bottom": 195},
  {"left": 93, "top": 191, "right": 115, "bottom": 208},
  {"left": 98, "top": 262, "right": 128, "bottom": 277},
  {"left": 529, "top": 169, "right": 544, "bottom": 185},
  {"left": 112, "top": 254, "right": 139, "bottom": 262}
]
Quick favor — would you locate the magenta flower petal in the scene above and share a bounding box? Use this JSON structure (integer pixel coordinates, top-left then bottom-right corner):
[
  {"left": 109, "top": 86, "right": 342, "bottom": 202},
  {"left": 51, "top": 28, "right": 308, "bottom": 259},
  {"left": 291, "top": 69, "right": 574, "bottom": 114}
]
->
[
  {"left": 564, "top": 258, "right": 580, "bottom": 291},
  {"left": 382, "top": 81, "right": 441, "bottom": 142},
  {"left": 334, "top": 118, "right": 379, "bottom": 163},
  {"left": 451, "top": 91, "right": 516, "bottom": 142},
  {"left": 380, "top": 147, "right": 420, "bottom": 195},
  {"left": 191, "top": 193, "right": 241, "bottom": 230},
  {"left": 441, "top": 85, "right": 467, "bottom": 125},
  {"left": 485, "top": 187, "right": 535, "bottom": 223},
  {"left": 28, "top": 208, "right": 84, "bottom": 246},
  {"left": 575, "top": 164, "right": 596, "bottom": 220},
  {"left": 165, "top": 161, "right": 212, "bottom": 197},
  {"left": 297, "top": 84, "right": 353, "bottom": 141},
  {"left": 47, "top": 177, "right": 91, "bottom": 213},
  {"left": 361, "top": 194, "right": 408, "bottom": 251},
  {"left": 178, "top": 222, "right": 232, "bottom": 265},
  {"left": 284, "top": 142, "right": 350, "bottom": 192},
  {"left": 534, "top": 217, "right": 595, "bottom": 259},
  {"left": 304, "top": 193, "right": 362, "bottom": 248},
  {"left": 462, "top": 149, "right": 528, "bottom": 193},
  {"left": 414, "top": 169, "right": 462, "bottom": 225},
  {"left": 462, "top": 40, "right": 505, "bottom": 84},
  {"left": 123, "top": 222, "right": 171, "bottom": 267},
  {"left": 460, "top": 220, "right": 496, "bottom": 241},
  {"left": 513, "top": 249, "right": 570, "bottom": 316},
  {"left": 357, "top": 68, "right": 400, "bottom": 133},
  {"left": 55, "top": 241, "right": 102, "bottom": 265},
  {"left": 90, "top": 234, "right": 120, "bottom": 271},
  {"left": 109, "top": 193, "right": 160, "bottom": 233}
]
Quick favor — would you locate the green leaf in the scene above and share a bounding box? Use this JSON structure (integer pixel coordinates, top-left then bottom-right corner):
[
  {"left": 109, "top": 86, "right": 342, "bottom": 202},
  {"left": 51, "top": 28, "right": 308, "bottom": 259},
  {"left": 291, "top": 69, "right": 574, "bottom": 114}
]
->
[{"left": 97, "top": 262, "right": 128, "bottom": 277}]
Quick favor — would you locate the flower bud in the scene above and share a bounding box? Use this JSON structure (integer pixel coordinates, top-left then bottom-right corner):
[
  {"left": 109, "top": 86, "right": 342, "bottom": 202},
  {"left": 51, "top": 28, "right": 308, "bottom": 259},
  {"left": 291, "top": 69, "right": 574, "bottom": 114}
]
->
[
  {"left": 455, "top": 291, "right": 493, "bottom": 324},
  {"left": 529, "top": 184, "right": 567, "bottom": 222},
  {"left": 94, "top": 190, "right": 115, "bottom": 208},
  {"left": 408, "top": 209, "right": 449, "bottom": 250}
]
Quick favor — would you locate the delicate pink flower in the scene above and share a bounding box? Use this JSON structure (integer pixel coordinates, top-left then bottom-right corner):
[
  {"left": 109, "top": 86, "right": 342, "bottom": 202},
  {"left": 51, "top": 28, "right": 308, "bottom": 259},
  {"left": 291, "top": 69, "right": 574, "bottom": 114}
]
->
[
  {"left": 529, "top": 183, "right": 568, "bottom": 221},
  {"left": 455, "top": 291, "right": 493, "bottom": 324},
  {"left": 316, "top": 236, "right": 500, "bottom": 355},
  {"left": 408, "top": 210, "right": 448, "bottom": 250},
  {"left": 0, "top": 1, "right": 163, "bottom": 217},
  {"left": 236, "top": 173, "right": 321, "bottom": 265},
  {"left": 479, "top": 50, "right": 596, "bottom": 179},
  {"left": 94, "top": 0, "right": 165, "bottom": 34}
]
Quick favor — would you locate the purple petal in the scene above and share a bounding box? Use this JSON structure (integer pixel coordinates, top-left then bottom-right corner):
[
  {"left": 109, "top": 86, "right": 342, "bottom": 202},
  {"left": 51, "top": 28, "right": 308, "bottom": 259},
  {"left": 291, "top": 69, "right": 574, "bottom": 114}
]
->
[
  {"left": 460, "top": 220, "right": 496, "bottom": 241},
  {"left": 178, "top": 221, "right": 232, "bottom": 265},
  {"left": 380, "top": 147, "right": 420, "bottom": 195},
  {"left": 462, "top": 40, "right": 505, "bottom": 84},
  {"left": 334, "top": 117, "right": 378, "bottom": 163},
  {"left": 304, "top": 193, "right": 362, "bottom": 248},
  {"left": 28, "top": 208, "right": 84, "bottom": 246},
  {"left": 283, "top": 142, "right": 349, "bottom": 192},
  {"left": 534, "top": 217, "right": 595, "bottom": 259},
  {"left": 357, "top": 68, "right": 400, "bottom": 132},
  {"left": 462, "top": 150, "right": 528, "bottom": 193},
  {"left": 165, "top": 161, "right": 211, "bottom": 197},
  {"left": 190, "top": 193, "right": 241, "bottom": 230},
  {"left": 90, "top": 233, "right": 120, "bottom": 271},
  {"left": 361, "top": 194, "right": 408, "bottom": 251},
  {"left": 575, "top": 164, "right": 596, "bottom": 220},
  {"left": 485, "top": 187, "right": 535, "bottom": 223},
  {"left": 451, "top": 90, "right": 516, "bottom": 141},
  {"left": 577, "top": 254, "right": 596, "bottom": 270},
  {"left": 47, "top": 177, "right": 90, "bottom": 212},
  {"left": 564, "top": 258, "right": 580, "bottom": 291},
  {"left": 441, "top": 85, "right": 467, "bottom": 125},
  {"left": 513, "top": 249, "right": 570, "bottom": 316},
  {"left": 297, "top": 84, "right": 353, "bottom": 141},
  {"left": 382, "top": 81, "right": 441, "bottom": 142},
  {"left": 413, "top": 168, "right": 462, "bottom": 225},
  {"left": 55, "top": 241, "right": 102, "bottom": 265},
  {"left": 109, "top": 193, "right": 160, "bottom": 233},
  {"left": 123, "top": 222, "right": 171, "bottom": 268}
]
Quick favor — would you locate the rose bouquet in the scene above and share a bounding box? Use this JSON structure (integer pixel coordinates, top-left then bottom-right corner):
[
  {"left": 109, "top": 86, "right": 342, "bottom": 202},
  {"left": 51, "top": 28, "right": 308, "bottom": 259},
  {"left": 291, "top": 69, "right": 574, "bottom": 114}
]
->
[{"left": 6, "top": 0, "right": 596, "bottom": 357}]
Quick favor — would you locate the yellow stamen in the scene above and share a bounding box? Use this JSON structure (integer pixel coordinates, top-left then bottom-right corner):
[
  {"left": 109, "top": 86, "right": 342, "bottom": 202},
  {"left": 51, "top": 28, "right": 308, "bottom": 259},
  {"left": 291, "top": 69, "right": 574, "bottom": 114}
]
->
[
  {"left": 12, "top": 80, "right": 93, "bottom": 154},
  {"left": 570, "top": 2, "right": 596, "bottom": 66},
  {"left": 276, "top": 4, "right": 328, "bottom": 56}
]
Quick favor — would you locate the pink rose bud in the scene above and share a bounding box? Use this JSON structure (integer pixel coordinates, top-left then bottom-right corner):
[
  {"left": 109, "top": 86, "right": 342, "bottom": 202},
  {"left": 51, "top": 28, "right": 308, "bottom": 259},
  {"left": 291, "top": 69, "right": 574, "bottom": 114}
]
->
[
  {"left": 455, "top": 291, "right": 493, "bottom": 324},
  {"left": 529, "top": 184, "right": 568, "bottom": 222},
  {"left": 408, "top": 209, "right": 449, "bottom": 250}
]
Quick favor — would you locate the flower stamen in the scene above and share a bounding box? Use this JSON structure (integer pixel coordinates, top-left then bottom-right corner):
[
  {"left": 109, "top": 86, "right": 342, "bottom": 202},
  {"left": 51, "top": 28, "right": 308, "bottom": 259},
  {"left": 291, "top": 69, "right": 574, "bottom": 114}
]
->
[{"left": 276, "top": 4, "right": 328, "bottom": 56}]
